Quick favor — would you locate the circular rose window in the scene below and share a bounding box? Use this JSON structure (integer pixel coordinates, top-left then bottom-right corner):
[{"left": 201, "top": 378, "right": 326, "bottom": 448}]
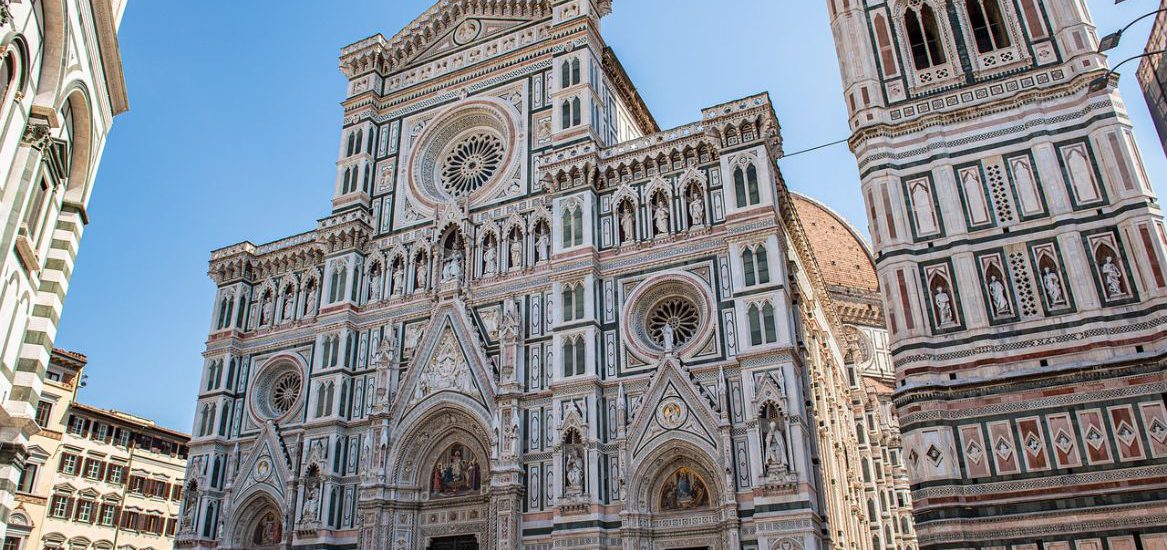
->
[
  {"left": 270, "top": 372, "right": 301, "bottom": 416},
  {"left": 648, "top": 297, "right": 700, "bottom": 348},
  {"left": 621, "top": 272, "right": 716, "bottom": 360},
  {"left": 407, "top": 101, "right": 519, "bottom": 209},
  {"left": 250, "top": 360, "right": 304, "bottom": 421},
  {"left": 441, "top": 131, "right": 504, "bottom": 197}
]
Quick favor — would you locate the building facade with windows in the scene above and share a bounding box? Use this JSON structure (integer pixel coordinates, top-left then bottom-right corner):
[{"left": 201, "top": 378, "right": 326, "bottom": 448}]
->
[
  {"left": 827, "top": 0, "right": 1167, "bottom": 549},
  {"left": 1137, "top": 0, "right": 1167, "bottom": 157},
  {"left": 8, "top": 349, "right": 189, "bottom": 550},
  {"left": 0, "top": 0, "right": 129, "bottom": 541},
  {"left": 177, "top": 2, "right": 913, "bottom": 549}
]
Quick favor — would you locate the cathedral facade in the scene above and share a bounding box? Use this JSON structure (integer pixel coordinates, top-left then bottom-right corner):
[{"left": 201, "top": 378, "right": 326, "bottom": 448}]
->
[
  {"left": 178, "top": 2, "right": 912, "bottom": 549},
  {"left": 828, "top": 0, "right": 1167, "bottom": 549}
]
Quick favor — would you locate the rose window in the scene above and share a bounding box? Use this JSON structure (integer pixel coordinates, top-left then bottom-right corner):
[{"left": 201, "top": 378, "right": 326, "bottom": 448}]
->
[
  {"left": 441, "top": 132, "right": 504, "bottom": 197},
  {"left": 250, "top": 361, "right": 304, "bottom": 421},
  {"left": 647, "top": 297, "right": 700, "bottom": 348},
  {"left": 270, "top": 372, "right": 302, "bottom": 416}
]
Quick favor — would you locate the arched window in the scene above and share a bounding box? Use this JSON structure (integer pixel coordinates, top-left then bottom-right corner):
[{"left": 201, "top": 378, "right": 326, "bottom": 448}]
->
[
  {"left": 346, "top": 132, "right": 355, "bottom": 157},
  {"left": 561, "top": 203, "right": 584, "bottom": 248},
  {"left": 562, "top": 100, "right": 571, "bottom": 129},
  {"left": 225, "top": 359, "right": 237, "bottom": 390},
  {"left": 748, "top": 302, "right": 778, "bottom": 346},
  {"left": 966, "top": 0, "right": 1011, "bottom": 53},
  {"left": 742, "top": 245, "right": 771, "bottom": 286},
  {"left": 572, "top": 97, "right": 582, "bottom": 126},
  {"left": 868, "top": 498, "right": 878, "bottom": 519},
  {"left": 746, "top": 164, "right": 760, "bottom": 205},
  {"left": 217, "top": 402, "right": 231, "bottom": 436},
  {"left": 734, "top": 167, "right": 747, "bottom": 208},
  {"left": 857, "top": 422, "right": 867, "bottom": 444},
  {"left": 863, "top": 459, "right": 873, "bottom": 482},
  {"left": 562, "top": 337, "right": 579, "bottom": 377},
  {"left": 561, "top": 60, "right": 571, "bottom": 88},
  {"left": 571, "top": 58, "right": 581, "bottom": 85},
  {"left": 338, "top": 380, "right": 349, "bottom": 419},
  {"left": 905, "top": 4, "right": 947, "bottom": 70},
  {"left": 355, "top": 129, "right": 363, "bottom": 154},
  {"left": 562, "top": 283, "right": 586, "bottom": 322},
  {"left": 216, "top": 297, "right": 230, "bottom": 330},
  {"left": 362, "top": 164, "right": 371, "bottom": 193},
  {"left": 366, "top": 128, "right": 376, "bottom": 155}
]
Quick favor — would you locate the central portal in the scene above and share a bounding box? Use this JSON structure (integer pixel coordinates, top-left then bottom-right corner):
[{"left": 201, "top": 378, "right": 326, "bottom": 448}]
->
[{"left": 428, "top": 535, "right": 478, "bottom": 550}]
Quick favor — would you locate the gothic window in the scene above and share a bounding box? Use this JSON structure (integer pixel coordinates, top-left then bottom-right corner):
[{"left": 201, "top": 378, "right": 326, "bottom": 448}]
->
[
  {"left": 562, "top": 202, "right": 584, "bottom": 248},
  {"left": 562, "top": 282, "right": 585, "bottom": 322},
  {"left": 572, "top": 97, "right": 582, "bottom": 126},
  {"left": 225, "top": 359, "right": 237, "bottom": 390},
  {"left": 346, "top": 131, "right": 355, "bottom": 157},
  {"left": 329, "top": 266, "right": 347, "bottom": 303},
  {"left": 362, "top": 163, "right": 371, "bottom": 193},
  {"left": 734, "top": 163, "right": 761, "bottom": 208},
  {"left": 964, "top": 0, "right": 1011, "bottom": 53},
  {"left": 561, "top": 100, "right": 571, "bottom": 129},
  {"left": 205, "top": 361, "right": 221, "bottom": 392},
  {"left": 874, "top": 14, "right": 900, "bottom": 78},
  {"left": 741, "top": 244, "right": 771, "bottom": 287},
  {"left": 562, "top": 335, "right": 586, "bottom": 377},
  {"left": 561, "top": 57, "right": 581, "bottom": 87},
  {"left": 747, "top": 302, "right": 777, "bottom": 346},
  {"left": 341, "top": 167, "right": 352, "bottom": 194},
  {"left": 217, "top": 402, "right": 231, "bottom": 436},
  {"left": 316, "top": 382, "right": 335, "bottom": 418},
  {"left": 562, "top": 97, "right": 583, "bottom": 129},
  {"left": 904, "top": 4, "right": 947, "bottom": 70}
]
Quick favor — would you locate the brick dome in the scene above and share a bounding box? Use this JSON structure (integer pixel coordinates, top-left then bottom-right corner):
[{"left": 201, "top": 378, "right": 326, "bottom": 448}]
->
[{"left": 790, "top": 193, "right": 878, "bottom": 294}]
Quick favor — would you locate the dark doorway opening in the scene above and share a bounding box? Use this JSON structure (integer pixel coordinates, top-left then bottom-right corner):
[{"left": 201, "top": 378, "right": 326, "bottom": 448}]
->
[{"left": 428, "top": 535, "right": 478, "bottom": 550}]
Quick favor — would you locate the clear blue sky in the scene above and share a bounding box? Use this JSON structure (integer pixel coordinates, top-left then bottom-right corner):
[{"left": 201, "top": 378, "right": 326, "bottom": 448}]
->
[{"left": 54, "top": 1, "right": 1167, "bottom": 432}]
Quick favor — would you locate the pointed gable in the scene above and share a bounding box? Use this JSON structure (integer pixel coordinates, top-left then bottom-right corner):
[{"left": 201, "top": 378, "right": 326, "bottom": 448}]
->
[
  {"left": 391, "top": 301, "right": 497, "bottom": 422},
  {"left": 232, "top": 422, "right": 293, "bottom": 499},
  {"left": 628, "top": 357, "right": 722, "bottom": 460}
]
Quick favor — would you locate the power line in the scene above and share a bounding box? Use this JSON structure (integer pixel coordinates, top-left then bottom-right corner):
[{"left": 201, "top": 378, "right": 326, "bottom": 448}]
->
[{"left": 781, "top": 138, "right": 849, "bottom": 159}]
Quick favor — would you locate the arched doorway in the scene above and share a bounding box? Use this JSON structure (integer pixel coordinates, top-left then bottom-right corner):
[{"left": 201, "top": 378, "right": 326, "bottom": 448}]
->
[
  {"left": 623, "top": 441, "right": 737, "bottom": 550},
  {"left": 225, "top": 493, "right": 285, "bottom": 550}
]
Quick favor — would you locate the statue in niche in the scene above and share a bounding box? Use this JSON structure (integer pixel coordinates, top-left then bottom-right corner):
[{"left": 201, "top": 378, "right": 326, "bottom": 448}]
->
[
  {"left": 988, "top": 274, "right": 1010, "bottom": 316},
  {"left": 442, "top": 249, "right": 464, "bottom": 283},
  {"left": 765, "top": 420, "right": 788, "bottom": 471},
  {"left": 1101, "top": 255, "right": 1125, "bottom": 297},
  {"left": 688, "top": 191, "right": 704, "bottom": 226},
  {"left": 535, "top": 226, "right": 550, "bottom": 263},
  {"left": 299, "top": 462, "right": 322, "bottom": 527},
  {"left": 654, "top": 199, "right": 670, "bottom": 236},
  {"left": 261, "top": 294, "right": 274, "bottom": 326},
  {"left": 416, "top": 256, "right": 430, "bottom": 290},
  {"left": 1042, "top": 266, "right": 1066, "bottom": 306},
  {"left": 933, "top": 284, "right": 953, "bottom": 325},
  {"left": 391, "top": 263, "right": 404, "bottom": 295},
  {"left": 620, "top": 204, "right": 635, "bottom": 243},
  {"left": 304, "top": 285, "right": 318, "bottom": 317},
  {"left": 505, "top": 415, "right": 520, "bottom": 457},
  {"left": 565, "top": 447, "right": 584, "bottom": 496},
  {"left": 282, "top": 290, "right": 295, "bottom": 322},
  {"left": 483, "top": 239, "right": 498, "bottom": 275},
  {"left": 510, "top": 233, "right": 523, "bottom": 270},
  {"left": 180, "top": 481, "right": 198, "bottom": 531},
  {"left": 369, "top": 267, "right": 382, "bottom": 302}
]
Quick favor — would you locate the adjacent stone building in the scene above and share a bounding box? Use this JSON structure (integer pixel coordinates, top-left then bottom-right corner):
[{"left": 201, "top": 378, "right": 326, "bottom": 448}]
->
[
  {"left": 1138, "top": 0, "right": 1167, "bottom": 156},
  {"left": 828, "top": 0, "right": 1167, "bottom": 548},
  {"left": 7, "top": 349, "right": 189, "bottom": 550},
  {"left": 177, "top": 1, "right": 913, "bottom": 549},
  {"left": 0, "top": 0, "right": 129, "bottom": 540}
]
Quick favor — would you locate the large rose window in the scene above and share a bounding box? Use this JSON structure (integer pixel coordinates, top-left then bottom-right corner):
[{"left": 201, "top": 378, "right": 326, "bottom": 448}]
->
[
  {"left": 250, "top": 360, "right": 304, "bottom": 421},
  {"left": 647, "top": 297, "right": 700, "bottom": 349},
  {"left": 622, "top": 272, "right": 716, "bottom": 360},
  {"left": 440, "top": 131, "right": 504, "bottom": 197},
  {"left": 407, "top": 101, "right": 519, "bottom": 208}
]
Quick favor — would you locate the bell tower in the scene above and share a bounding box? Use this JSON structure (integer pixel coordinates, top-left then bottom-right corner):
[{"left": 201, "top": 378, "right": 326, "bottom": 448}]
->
[{"left": 828, "top": 1, "right": 1167, "bottom": 549}]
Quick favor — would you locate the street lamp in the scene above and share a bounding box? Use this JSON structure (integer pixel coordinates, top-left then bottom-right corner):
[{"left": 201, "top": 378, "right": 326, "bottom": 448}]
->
[
  {"left": 1099, "top": 7, "right": 1167, "bottom": 52},
  {"left": 1089, "top": 50, "right": 1167, "bottom": 92}
]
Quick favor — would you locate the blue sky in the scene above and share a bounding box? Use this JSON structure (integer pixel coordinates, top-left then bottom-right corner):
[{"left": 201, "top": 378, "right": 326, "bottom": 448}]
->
[{"left": 54, "top": 1, "right": 1167, "bottom": 432}]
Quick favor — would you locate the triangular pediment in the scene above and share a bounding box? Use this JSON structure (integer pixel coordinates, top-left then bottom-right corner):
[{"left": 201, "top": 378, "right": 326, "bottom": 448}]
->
[
  {"left": 232, "top": 422, "right": 292, "bottom": 499},
  {"left": 391, "top": 301, "right": 496, "bottom": 422},
  {"left": 409, "top": 16, "right": 537, "bottom": 66},
  {"left": 628, "top": 357, "right": 722, "bottom": 460}
]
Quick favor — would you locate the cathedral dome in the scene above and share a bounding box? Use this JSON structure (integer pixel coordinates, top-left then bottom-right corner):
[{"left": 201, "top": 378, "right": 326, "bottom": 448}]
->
[{"left": 790, "top": 192, "right": 878, "bottom": 295}]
